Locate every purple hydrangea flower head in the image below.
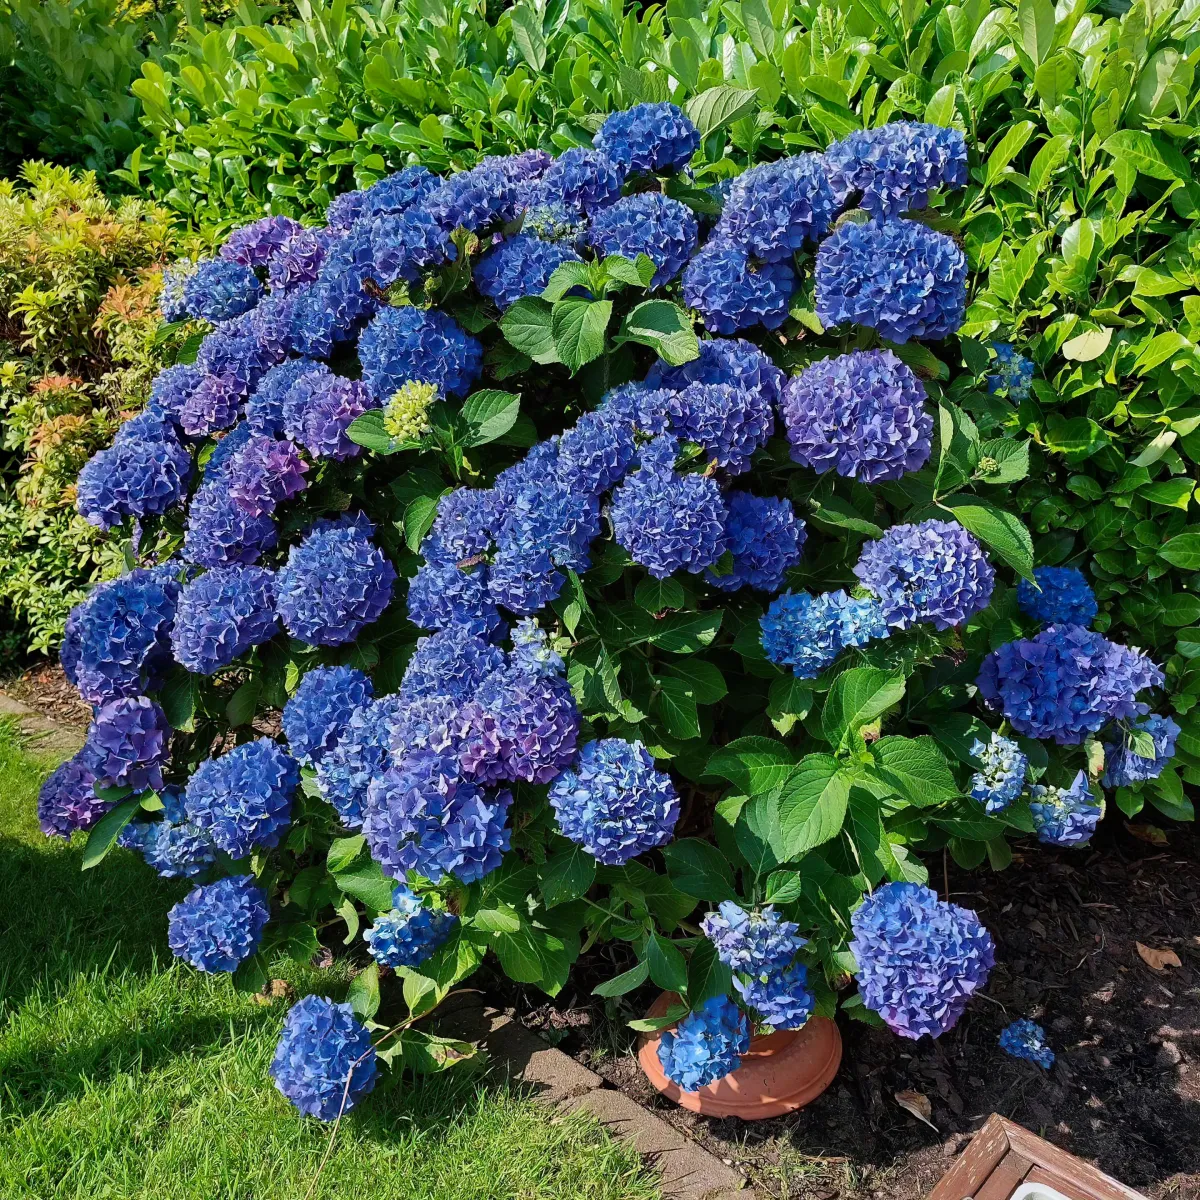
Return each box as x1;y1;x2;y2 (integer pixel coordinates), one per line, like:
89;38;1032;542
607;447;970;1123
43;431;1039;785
149;363;203;422
407;559;501;639
167;874;270;973
427;487;504;561
968;734;1028;813
158;258;195;322
80;696;169;793
269;227;337;293
316;694;405;829
609;436;728;578
275;515;397;646
1017;566;1097;628
185;739;298;857
781;349;933;483
362;165;440;217
247;358;323;434
1102;713;1180;788
368;208;456;286
37;755;105;838
715;154;837;260
400;625;506;703
283;665;374;766
363;749;511;884
683;240;795;334
701;901;805;973
138;786;217;879
735;962;815;1030
475;234;582;310
854;519;994;631
183;480;278;568
999;1019;1055;1069
556;409;638;496
657;996;749;1091
824;123;968;219
60;567;180;704
358;305;483;401
270;994;378;1121
977;625;1163;745
326;189;367;231
182;258;263;323
76;420;192;529
363;883;458;968
645;336;785;409
594;102;699;175
281;366;372;460
171;566;278;675
815;218;967;343
178;372;243;438
220;215;304;267
850;882;995;1039
706;492;805;593
665;380;775;474
587;193;699;287
422;161;520;233
1029;770;1101;846
760;589;888;678
389;694;462;759
488;149;553;183
988;342;1035;400
225;435;309;515
548;738;679;865
196;326;282;394
530;147;625;215
245;290;302;360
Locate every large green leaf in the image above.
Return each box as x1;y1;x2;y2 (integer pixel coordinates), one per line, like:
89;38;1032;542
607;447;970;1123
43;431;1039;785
775;754;851;861
551;298;611;372
821;668;906;749
706;736;794;796
461;389;520;446
870;735;959;806
685;85;759;137
940;496;1035;581
616;300;699;366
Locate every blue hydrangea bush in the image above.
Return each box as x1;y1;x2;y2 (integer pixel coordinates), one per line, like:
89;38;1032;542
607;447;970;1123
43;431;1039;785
44;108;1185;1115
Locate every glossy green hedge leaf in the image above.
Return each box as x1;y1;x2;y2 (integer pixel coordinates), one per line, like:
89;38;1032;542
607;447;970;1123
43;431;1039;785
462;389;521;446
1102;129;1191;182
686;85;759;138
1140;477;1195;511
647;932;688;993
1018;0;1055;66
509;2;546;71
686;938;733;1007
539;844;596;908
1160;532;1200;570
706;735;794;796
616;300;699;366
593;958;649;997
984;120;1035;186
1034;53;1075;105
870;735;959;806
662;838;736;902
500;296;560;363
81;797;141;870
940;495;1035;581
822;668;906;749
552;297;611;372
776;754;851;861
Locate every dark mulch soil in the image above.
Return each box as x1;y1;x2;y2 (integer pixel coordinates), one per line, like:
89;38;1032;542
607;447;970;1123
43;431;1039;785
496;819;1200;1200
1;658;91;727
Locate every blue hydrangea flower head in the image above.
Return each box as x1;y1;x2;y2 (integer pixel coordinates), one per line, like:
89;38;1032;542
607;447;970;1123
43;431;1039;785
281;367;372;460
665;381;775;475
999;1019;1055;1069
362;165;440;217
196;325;282;395
645;336;785;410
594;103;700;175
556;409;638;496
158;258;195;322
426;487;504;561
178;372;243;439
407;558;501;639
422;161;521;233
609;436;728;578
1017;566;1097;628
283;666;374;766
167;874;270;973
185;739;298;857
246;359;322;434
226;435;309;516
824;122;968;219
548;738;680;865
760;589;888;678
850;882;995;1039
816;218;967;343
1029;770;1101;846
149;362;203;422
80;696;170;793
316;695;405;830
359;305;483;401
706;492;806;593
530;148;625;215
978;625;1163;745
184;480;278;568
363;883;458;968
587;193;699;287
363;749;511;884
60;567;180;705
475;234;582;310
76;419;192;529
657;996;750;1091
968;734;1028;813
37;755;105;838
683;240;795;334
522;200;586;243
269;227;337;293
510;618;564;678
275;514;397;646
400;626;506;704
735;962;815;1030
171;566;277;676
221;215;303;267
1102;713;1180;788
326;189;367;230
988;342;1034;400
270;994;378;1120
182;258;264;323
137;786;217;879
715;154;837;260
781;349;933;483
855;519;994;631
369;208;457;286
701;901;805;974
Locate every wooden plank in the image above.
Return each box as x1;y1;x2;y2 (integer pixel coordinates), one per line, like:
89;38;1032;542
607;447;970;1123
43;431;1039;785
926;1113;1012;1200
974;1150;1034;1200
1006;1123;1147;1200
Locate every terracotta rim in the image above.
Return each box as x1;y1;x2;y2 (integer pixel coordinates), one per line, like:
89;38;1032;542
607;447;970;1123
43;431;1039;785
637;991;843;1119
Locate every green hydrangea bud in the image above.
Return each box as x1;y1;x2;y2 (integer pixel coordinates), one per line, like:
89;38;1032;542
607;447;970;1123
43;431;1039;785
383;380;437;444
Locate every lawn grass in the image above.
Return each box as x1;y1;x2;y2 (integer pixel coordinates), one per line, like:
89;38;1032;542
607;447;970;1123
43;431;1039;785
0;720;660;1200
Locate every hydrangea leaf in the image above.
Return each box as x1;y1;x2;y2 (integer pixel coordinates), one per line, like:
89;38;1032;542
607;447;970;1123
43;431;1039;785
647;932;688;993
734;792;783;876
706;735;794;797
461;388;520;446
940;495;1035;581
821;668;907;750
615;300;700;367
551;297;611;372
685;938;733;1008
634;576;686;612
499;296;560;364
661;837;737;902
592;958;650;997
648;610;723;653
870;735;959;806
538;844;596;909
81;796;141;870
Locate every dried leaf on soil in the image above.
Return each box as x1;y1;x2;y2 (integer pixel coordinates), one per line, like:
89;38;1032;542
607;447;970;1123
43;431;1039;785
1136;942;1182;971
1126;824;1168;846
893;1089;936;1130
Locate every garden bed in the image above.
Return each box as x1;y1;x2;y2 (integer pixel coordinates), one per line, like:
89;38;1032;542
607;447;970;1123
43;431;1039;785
507;821;1200;1200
